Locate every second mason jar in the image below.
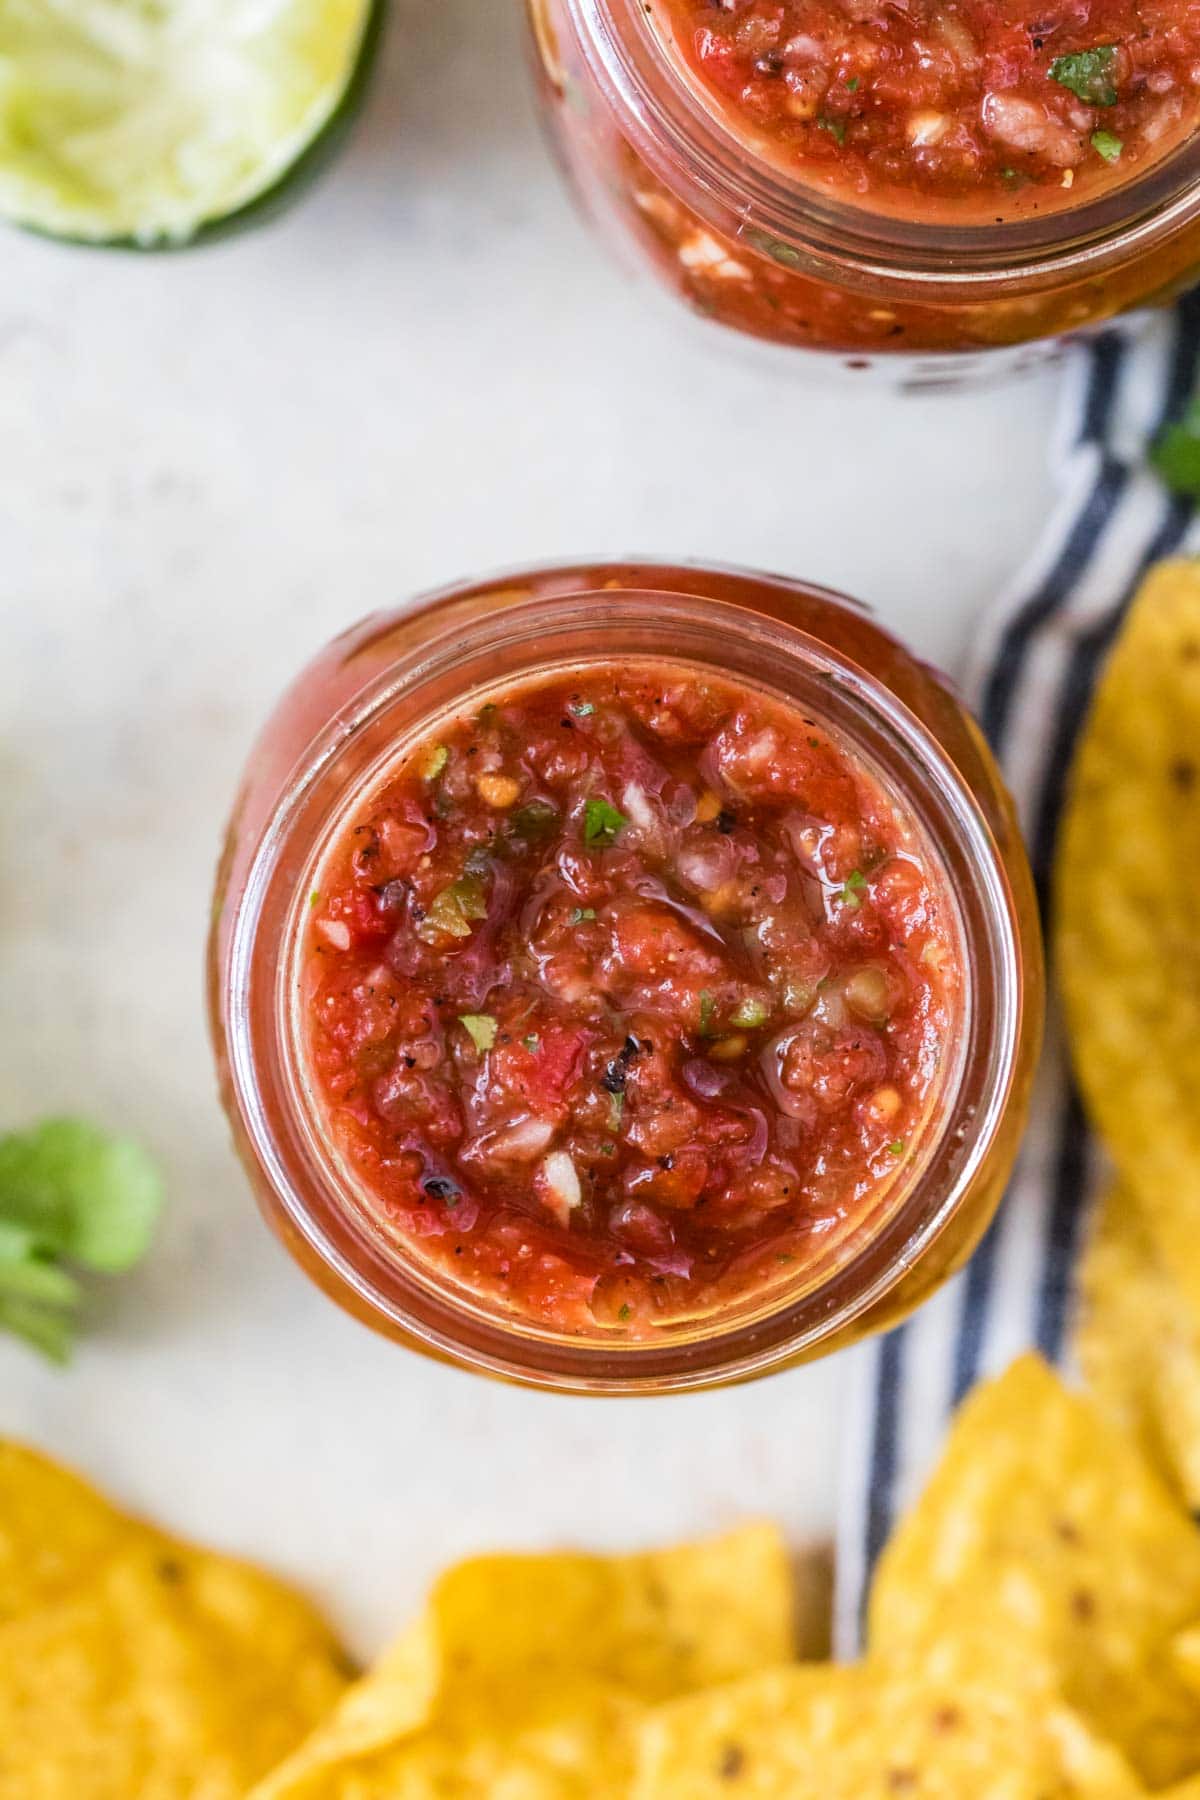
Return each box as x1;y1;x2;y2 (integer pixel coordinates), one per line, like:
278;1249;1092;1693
528;0;1200;363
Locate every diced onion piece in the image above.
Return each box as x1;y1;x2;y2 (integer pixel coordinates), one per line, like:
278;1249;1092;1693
908;109;948;146
541;1150;582;1226
677;230;752;281
316;918;351;951
681;1058;729;1100
468;1115;557;1166
981;92;1081;166
621;782;658;836
931;9;979;64
677;837;735;893
741;728;778;770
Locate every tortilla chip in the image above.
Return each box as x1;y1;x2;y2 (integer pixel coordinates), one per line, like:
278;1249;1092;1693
0;1440;132;1624
252;1523;795;1799
0;1535;350;1799
265;1674;642;1800
1055;558;1200;1306
1075;1181;1200;1509
629;1663;1142;1798
869;1354;1200;1787
0;1442;351;1798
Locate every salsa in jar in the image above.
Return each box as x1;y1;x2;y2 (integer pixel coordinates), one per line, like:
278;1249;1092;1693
661;0;1200;211
303;665;958;1336
211;563;1041;1391
527;0;1200;358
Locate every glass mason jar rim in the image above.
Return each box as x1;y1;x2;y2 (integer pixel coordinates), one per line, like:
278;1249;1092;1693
226;562;1028;1393
569;0;1200;295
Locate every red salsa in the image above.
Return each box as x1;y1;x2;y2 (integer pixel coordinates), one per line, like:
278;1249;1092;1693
658;0;1200;207
302;665;960;1335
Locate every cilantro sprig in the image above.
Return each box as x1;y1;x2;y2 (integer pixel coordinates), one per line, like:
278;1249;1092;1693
0;1120;163;1363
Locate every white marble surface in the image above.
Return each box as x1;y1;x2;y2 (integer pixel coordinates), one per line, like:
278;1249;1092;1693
0;0;1065;1657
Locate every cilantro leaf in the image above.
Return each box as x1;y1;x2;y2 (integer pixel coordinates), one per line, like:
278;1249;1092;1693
0;1257;81;1306
0;1119;163;1364
0;1299;75;1365
1151;398;1200;498
458;1014;498;1053
1091;129;1123;162
839;870;869;910
0;1120;163;1272
1049;46;1118;106
583;798;627;847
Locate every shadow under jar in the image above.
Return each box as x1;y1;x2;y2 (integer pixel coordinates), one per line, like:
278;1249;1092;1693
527;0;1200;366
209;563;1043;1393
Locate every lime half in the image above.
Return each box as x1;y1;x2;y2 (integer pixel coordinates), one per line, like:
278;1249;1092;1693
0;0;382;247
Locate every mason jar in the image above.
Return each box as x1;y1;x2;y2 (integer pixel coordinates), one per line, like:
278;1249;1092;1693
528;0;1200;367
209;561;1042;1392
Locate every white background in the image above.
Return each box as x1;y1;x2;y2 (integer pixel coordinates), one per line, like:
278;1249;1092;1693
0;0;1064;1656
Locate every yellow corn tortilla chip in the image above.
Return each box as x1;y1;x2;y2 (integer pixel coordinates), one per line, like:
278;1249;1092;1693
423;1521;798;1702
629;1663;1142;1798
0;1535;351;1800
1055;558;1200;1306
0;1440;132;1624
1076;1181;1200;1509
267;1674;642;1800
868;1354;1200;1787
252;1523;796;1800
0;1442;351;1798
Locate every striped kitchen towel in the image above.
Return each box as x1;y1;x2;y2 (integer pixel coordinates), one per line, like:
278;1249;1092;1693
834;294;1200;1659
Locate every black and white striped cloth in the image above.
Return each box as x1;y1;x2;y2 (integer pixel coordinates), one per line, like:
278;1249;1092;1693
834;297;1200;1658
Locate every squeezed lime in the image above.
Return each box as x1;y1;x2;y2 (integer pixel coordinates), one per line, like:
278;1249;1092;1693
0;0;381;247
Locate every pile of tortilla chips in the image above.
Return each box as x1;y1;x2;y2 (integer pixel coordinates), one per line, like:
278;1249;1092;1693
1055;559;1200;1517
11;561;1200;1794
0;1440;808;1798
18;1345;1200;1797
